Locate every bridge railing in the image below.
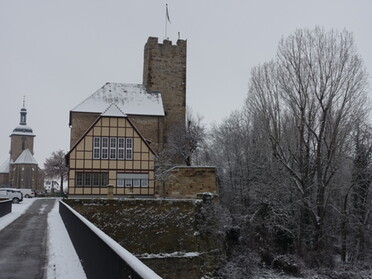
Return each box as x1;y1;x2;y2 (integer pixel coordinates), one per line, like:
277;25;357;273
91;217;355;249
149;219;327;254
59;200;162;279
0;199;12;218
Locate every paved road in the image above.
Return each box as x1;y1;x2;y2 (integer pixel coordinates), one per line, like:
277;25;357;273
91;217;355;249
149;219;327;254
0;199;55;279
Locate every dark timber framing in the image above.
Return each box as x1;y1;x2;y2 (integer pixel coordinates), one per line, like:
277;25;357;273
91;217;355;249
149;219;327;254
66;115;156;196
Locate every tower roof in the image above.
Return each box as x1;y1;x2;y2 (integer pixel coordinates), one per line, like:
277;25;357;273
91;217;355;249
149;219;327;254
71;83;164;116
0;158;10;173
14;149;38;165
11;103;35;136
11;125;35;136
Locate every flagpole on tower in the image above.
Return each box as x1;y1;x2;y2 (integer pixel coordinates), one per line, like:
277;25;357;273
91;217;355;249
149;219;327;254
165;3;171;40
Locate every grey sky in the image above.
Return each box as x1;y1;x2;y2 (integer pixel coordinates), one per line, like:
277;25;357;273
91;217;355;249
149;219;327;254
0;0;371;166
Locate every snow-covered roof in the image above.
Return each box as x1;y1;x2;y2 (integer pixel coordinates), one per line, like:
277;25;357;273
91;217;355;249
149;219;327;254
101;103;127;117
11;124;35;136
0;158;10;173
71;83;164;116
14;149;38;165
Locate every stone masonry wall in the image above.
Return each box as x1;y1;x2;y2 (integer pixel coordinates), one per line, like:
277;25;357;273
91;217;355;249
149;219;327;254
10;135;34;161
0;173;9;186
143;37;187;143
9;164;39;189
65;198;225;279
128;115;164;152
70;112;100;148
158;167;218;199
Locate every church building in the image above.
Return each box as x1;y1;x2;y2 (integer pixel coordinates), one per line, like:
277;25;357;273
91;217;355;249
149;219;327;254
0;103;44;190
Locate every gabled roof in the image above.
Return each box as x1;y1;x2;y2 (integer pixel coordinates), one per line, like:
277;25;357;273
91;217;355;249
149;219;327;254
101;103;127;117
14;149;38;165
0;158;10;173
66;114;156;159
71;83;164;116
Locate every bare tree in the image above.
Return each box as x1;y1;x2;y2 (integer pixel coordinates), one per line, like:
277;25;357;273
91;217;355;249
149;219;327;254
44;150;68;194
167;108;206;166
247;27;369;254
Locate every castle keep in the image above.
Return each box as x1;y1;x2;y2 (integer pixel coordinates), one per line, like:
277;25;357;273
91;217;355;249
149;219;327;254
66;37;217;198
143;37;187;140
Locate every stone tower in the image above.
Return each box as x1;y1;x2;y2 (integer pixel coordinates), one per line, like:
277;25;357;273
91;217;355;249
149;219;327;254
143;37;187;142
10;105;35;161
5;103;43;190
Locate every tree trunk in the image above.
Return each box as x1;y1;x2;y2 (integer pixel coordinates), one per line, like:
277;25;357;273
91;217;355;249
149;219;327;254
60;176;64;195
341;193;349;262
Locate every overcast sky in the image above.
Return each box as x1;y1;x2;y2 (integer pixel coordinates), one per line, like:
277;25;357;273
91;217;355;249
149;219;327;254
0;0;371;166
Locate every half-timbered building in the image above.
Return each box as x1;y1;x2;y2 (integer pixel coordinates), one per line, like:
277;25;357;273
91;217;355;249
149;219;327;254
66;103;156;195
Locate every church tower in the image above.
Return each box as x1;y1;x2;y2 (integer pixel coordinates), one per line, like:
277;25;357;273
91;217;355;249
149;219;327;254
143;37;187;142
7;101;43;189
9;102;35;161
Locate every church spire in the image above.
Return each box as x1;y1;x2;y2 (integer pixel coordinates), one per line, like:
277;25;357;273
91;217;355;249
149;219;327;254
20;96;27;125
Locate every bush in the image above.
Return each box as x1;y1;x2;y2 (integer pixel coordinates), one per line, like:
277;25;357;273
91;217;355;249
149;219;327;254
272;254;304;277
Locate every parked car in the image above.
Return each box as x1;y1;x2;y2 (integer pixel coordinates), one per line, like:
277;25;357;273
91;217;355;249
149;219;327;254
0;188;23;203
34;190;46;197
18;188;35;198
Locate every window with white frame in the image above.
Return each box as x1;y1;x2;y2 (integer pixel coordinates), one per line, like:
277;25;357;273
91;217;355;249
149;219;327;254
110;137;117;159
117;173;149;188
101;137;108;159
93;137;133;160
93;137;100;159
126;138;133;160
118;138;125;159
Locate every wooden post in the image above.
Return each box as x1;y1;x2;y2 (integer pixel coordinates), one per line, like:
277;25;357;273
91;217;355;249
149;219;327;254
107;184;113;199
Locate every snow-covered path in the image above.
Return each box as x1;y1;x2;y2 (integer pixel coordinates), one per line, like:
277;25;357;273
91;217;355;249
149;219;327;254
0;198;86;279
46;199;87;279
0;198;36;231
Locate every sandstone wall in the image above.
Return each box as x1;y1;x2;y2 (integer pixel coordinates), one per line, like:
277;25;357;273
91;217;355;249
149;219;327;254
143;37;186;143
128;115;164;152
0;173;9;186
157;167;218;198
10;135;34;161
65;198;225;279
69;112;100;148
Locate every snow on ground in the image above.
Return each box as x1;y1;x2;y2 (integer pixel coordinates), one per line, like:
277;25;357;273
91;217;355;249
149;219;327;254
137;251;200;259
0;198;36;231
46;199;87;279
60;200;162;279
